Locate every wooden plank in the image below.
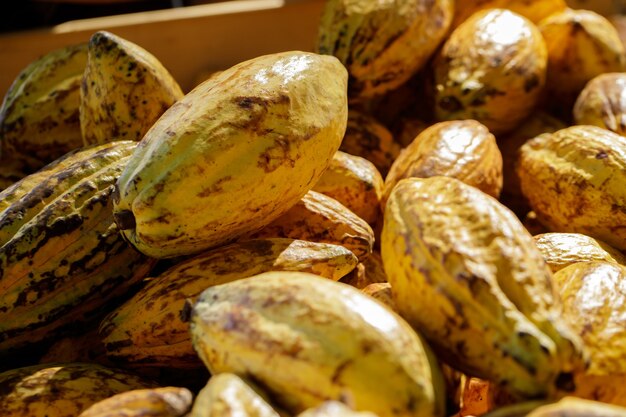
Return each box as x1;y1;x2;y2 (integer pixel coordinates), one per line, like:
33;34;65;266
0;0;324;95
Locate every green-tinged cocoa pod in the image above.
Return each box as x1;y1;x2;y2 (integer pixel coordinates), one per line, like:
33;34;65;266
114;51;348;259
539;9;626;112
247;191;374;261
534;233;626;273
340;251;387;289
0;362;156;417
384;120;503;205
382;176;585;398
191;271;445;417
313;151;383;227
555;262;626;405
297;402;379;417
497;112;566;217
452;0;566;29
189;373;280;417
340;110;401;177
527;397;626;416
316;0;453;101
100;238;358;368
574;73;626;136
0;43;86;162
0;140;154;356
78;387;193;417
518;125;626;251
433;9;547;135
80;31;183;145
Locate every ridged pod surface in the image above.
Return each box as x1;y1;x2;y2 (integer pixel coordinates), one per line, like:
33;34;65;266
114;51;348;258
189;373;280;417
539;9;626;106
247;191;374;261
80;31;183;145
555;262;626;405
0;141;153;355
100;238;358;368
533;233;626;272
339;110;401;177
316;0;453;100
313;151;383;226
297;402;379;417
191;272;444;417
78;387;193;417
433;9;547;135
0;363;156;417
518;125;626;251
452;0;566;28
0;43;86;162
384;120;503;204
574;73;626;136
382;176;585;398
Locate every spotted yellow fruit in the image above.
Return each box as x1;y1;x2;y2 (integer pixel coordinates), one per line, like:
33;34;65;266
247;191;374;261
191;271;445;417
80;31;183;145
189;373;280;417
574;73;626;136
433;9;547;135
533;233;626;272
555;262;626;406
384;120;503;205
382;176;585;398
0;43;86;163
113;51;348;259
78;387;193;417
539;9;626;107
297;402;379;417
100;238;357;369
452;0;566;29
518;125;626;251
313;151;383;226
316;0;453;101
0;363;156;417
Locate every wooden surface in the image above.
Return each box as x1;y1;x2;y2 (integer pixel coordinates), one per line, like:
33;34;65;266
0;0;325;95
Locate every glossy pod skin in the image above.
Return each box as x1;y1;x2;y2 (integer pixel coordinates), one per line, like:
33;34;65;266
191;271;444;417
80;31;183;145
0;43;86;163
433;9;547;135
518;125;626;251
533;233;626;272
189;373;280;417
316;0;453;101
78;387;193;417
555;262;626;405
574;73;626;136
297;402;379;417
114;51;348;259
382;177;585;398
100;238;358;368
452;0;566;29
384;120;503;204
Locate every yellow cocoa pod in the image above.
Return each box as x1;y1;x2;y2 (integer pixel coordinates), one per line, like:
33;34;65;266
80;31;183;145
340;251;387;289
452;0;566;28
574;73;626;136
384;120;503;205
297;402;378;417
534;233;626;272
191;271;445;417
79;387;192;417
189;373;280;417
526;397;626;417
340;110;401;177
539;9;626;107
433;9;547;135
0;363;156;417
497;112;566;217
313;151;384;227
248;191;373;261
610;14;626;49
360;283;395;311
316;0;453;101
518;125;626;251
100;238;356;368
382;176;585;398
555;262;626;405
114;51;348;259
